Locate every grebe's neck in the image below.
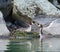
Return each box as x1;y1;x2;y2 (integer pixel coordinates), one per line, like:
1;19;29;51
38;24;43;34
39;28;43;39
39;28;42;34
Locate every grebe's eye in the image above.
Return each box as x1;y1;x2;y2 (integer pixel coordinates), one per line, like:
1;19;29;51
33;21;35;23
31;22;34;25
38;23;39;25
38;23;40;27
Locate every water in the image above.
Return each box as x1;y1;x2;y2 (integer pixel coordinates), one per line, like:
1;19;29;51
43;38;60;52
0;39;41;52
0;38;60;52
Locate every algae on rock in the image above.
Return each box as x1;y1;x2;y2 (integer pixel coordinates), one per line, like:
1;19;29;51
11;30;39;38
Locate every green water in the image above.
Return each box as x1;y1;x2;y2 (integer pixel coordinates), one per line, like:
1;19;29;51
0;38;60;52
0;39;41;52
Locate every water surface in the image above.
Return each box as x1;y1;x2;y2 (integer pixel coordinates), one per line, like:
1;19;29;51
0;38;60;52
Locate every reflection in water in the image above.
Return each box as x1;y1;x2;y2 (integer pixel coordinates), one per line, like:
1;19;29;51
5;40;32;52
0;39;10;52
0;39;41;52
31;39;42;52
0;38;60;52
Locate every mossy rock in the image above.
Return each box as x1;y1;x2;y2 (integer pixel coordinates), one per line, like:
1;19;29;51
10;30;39;39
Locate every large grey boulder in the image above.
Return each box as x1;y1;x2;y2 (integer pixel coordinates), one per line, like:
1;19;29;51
14;0;60;18
0;0;13;17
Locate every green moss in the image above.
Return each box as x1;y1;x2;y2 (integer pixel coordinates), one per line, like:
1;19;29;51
11;30;38;37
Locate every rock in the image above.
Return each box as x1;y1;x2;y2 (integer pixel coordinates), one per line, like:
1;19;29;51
12;5;33;24
14;0;60;18
11;30;39;39
0;11;10;36
0;0;33;24
0;0;13;17
43;19;60;35
14;20;29;28
14;0;43;18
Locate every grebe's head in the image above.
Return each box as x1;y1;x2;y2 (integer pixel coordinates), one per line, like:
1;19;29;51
29;21;35;25
38;23;43;28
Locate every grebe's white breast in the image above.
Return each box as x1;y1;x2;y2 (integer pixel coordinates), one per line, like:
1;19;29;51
24;25;32;32
17;21;34;32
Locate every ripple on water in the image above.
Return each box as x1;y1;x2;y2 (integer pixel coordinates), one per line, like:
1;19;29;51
0;38;60;52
